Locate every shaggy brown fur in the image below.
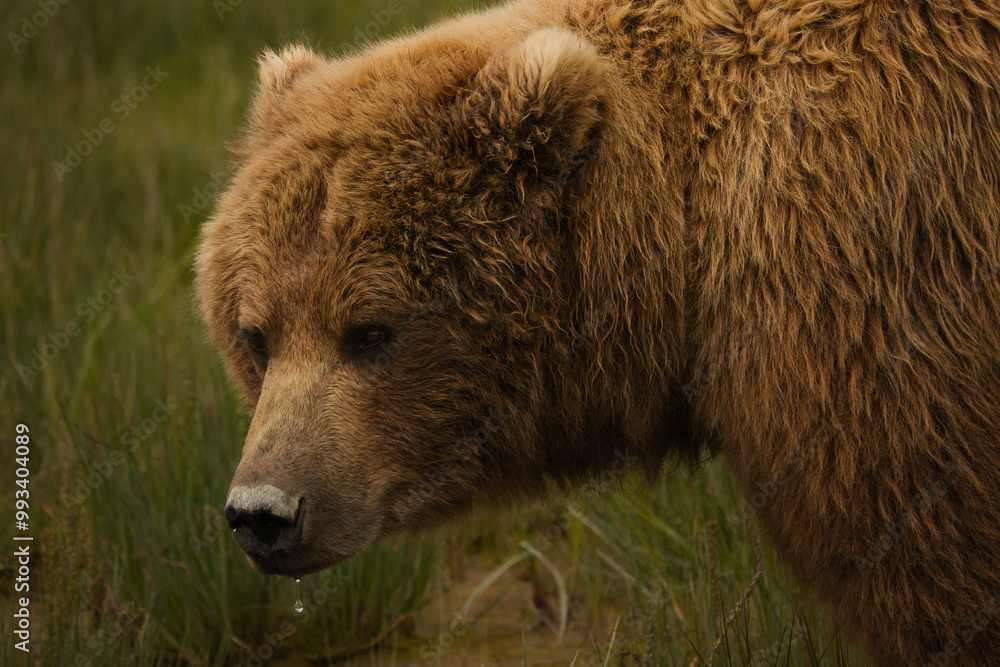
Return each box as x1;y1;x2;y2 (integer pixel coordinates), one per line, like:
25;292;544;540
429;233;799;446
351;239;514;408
195;0;1000;663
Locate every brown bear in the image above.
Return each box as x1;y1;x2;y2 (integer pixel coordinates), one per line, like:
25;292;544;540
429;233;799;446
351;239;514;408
194;0;1000;664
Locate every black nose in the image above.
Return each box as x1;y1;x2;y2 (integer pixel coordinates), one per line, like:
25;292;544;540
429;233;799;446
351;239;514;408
225;485;303;562
225;505;296;545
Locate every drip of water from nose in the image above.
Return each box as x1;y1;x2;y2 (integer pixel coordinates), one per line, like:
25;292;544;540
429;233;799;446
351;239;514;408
294;578;304;613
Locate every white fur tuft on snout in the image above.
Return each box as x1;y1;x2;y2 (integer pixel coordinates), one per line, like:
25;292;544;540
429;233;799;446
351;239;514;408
227;484;301;522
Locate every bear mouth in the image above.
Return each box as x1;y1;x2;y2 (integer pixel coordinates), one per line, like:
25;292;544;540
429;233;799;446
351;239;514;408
247;548;353;578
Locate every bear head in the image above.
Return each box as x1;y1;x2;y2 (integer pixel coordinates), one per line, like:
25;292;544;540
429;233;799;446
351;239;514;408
195;29;611;575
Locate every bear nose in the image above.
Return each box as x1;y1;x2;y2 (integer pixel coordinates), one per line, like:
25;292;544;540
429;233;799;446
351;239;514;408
225;505;293;544
225;484;302;553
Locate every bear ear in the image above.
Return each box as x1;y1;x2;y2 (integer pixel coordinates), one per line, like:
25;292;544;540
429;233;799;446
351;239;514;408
461;28;607;195
252;45;320;119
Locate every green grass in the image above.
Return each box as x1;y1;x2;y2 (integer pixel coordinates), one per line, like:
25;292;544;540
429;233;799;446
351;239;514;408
1;1;865;664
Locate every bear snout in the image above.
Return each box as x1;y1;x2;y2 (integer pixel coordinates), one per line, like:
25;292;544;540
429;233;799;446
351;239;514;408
225;484;304;573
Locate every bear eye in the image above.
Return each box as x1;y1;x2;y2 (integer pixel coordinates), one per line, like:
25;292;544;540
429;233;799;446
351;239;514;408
345;324;391;354
361;328;384;348
240;328;268;361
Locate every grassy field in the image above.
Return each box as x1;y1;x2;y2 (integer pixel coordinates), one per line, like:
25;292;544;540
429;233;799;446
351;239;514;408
0;1;865;664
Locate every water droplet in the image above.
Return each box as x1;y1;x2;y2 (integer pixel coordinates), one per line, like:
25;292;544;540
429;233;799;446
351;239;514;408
293;578;303;613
